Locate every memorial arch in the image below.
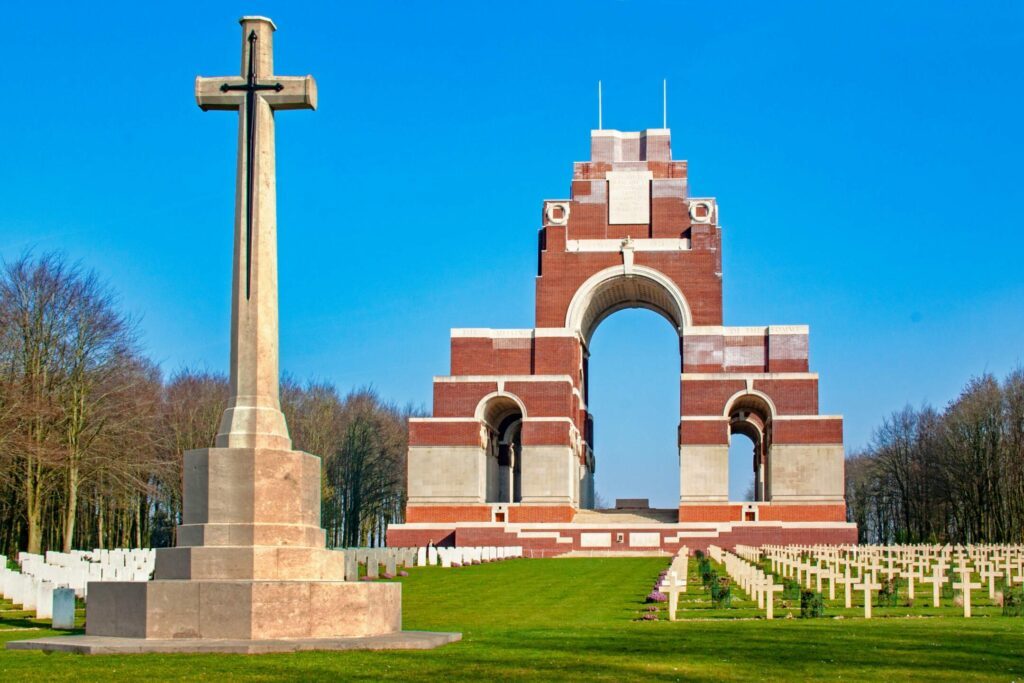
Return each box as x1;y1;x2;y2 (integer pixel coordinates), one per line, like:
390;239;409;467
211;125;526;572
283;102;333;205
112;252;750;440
392;126;857;553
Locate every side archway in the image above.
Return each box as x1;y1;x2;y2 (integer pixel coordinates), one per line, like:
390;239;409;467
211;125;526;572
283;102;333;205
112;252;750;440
723;392;775;502
475;393;526;503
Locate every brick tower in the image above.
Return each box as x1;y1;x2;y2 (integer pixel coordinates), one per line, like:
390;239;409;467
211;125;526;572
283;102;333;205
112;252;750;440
387;127;857;554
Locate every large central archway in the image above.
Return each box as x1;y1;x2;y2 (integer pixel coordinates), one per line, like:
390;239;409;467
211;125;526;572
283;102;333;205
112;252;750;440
564;265;693;344
587;307;681;511
566;266;694;513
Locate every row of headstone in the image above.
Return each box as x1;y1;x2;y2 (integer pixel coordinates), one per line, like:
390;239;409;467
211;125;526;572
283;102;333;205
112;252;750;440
0;557;75;628
712;545;784;619
16;548;154;599
0;547;154;627
755;543;1024;619
338;545;524;580
413;545;523;569
348;547;418;580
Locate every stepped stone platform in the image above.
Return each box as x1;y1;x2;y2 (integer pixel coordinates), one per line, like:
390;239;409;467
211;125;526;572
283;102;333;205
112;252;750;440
388;517;858;557
572;509;680;524
8;631;462;655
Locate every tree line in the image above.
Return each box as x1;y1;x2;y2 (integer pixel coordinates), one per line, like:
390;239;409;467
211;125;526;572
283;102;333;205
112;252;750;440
0;253;412;557
846;369;1024;544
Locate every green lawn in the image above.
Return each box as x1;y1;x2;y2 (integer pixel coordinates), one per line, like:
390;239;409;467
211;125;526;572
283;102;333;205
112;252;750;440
1;557;1022;681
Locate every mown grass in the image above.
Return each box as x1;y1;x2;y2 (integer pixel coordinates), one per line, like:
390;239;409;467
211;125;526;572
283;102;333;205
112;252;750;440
1;557;1022;681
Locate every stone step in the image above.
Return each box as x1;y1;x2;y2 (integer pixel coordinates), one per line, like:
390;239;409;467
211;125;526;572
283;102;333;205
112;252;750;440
571;509;680;525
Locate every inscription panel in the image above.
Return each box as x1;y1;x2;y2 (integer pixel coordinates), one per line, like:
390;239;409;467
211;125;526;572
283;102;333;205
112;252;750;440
607;171;653;224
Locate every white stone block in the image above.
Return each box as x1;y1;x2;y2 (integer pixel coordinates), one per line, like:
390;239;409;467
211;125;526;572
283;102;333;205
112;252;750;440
629;533;661;548
581;533;612;548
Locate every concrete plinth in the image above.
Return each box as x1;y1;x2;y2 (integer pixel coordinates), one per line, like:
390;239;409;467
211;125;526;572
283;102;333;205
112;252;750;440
7;631;462;655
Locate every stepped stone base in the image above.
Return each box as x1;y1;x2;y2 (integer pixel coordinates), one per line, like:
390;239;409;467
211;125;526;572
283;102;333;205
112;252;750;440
7;631;462;655
85;580;401;640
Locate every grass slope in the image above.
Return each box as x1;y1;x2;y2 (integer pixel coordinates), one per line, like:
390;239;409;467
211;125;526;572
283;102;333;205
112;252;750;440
1;557;1022;681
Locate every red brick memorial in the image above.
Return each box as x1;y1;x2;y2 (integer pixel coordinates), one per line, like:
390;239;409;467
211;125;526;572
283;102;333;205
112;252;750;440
388;127;858;555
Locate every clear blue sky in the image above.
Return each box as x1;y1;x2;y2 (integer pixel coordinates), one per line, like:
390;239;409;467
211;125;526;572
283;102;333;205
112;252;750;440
3;2;1022;507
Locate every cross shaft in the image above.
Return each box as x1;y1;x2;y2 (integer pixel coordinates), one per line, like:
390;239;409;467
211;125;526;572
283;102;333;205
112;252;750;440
194;16;316;451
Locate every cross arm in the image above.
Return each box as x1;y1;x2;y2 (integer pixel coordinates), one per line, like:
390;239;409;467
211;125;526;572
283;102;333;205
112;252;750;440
194;75;317;111
263;76;317;110
195;76;245;111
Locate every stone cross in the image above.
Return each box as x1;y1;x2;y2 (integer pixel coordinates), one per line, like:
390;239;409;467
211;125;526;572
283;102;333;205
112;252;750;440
854;572;882;619
195;16;317;451
822;564;837;601
953;563;982;618
978;561;1003;600
921;561;947;608
765;578;784;620
836;562;856;609
903;563;921;601
662;571;685;621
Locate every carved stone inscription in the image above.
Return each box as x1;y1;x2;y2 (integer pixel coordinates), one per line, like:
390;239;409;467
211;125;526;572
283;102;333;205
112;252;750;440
606;170;653;224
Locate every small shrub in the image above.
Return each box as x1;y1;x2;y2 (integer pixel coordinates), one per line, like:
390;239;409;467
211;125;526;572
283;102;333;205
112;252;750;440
702;568;718;590
1003;588;1024;617
381;572;395;580
645;605;659;612
398;570;409;578
800;590;824;618
694;550;705;561
646;590;668;603
641;612;658;621
711;579;732;608
877;579;900;608
782;579;801;600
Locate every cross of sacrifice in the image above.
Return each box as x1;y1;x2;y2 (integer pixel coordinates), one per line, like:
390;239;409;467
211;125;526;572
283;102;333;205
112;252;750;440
194;17;317;453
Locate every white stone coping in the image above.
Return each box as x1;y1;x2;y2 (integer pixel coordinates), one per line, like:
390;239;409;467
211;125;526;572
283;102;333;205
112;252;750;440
679;370;823;382
773;414;844;421
565;238;691;253
682;325;809;337
239;15;277;29
450;328;579;339
408;416;578;424
678;414;843;421
433;374;575;384
389;521;859;531
590;128;670;138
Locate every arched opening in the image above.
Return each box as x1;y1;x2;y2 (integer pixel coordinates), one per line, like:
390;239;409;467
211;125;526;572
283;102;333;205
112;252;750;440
478;394;524;504
728;432;756;502
565;265;692;344
585;308;681;512
725;393;774;502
